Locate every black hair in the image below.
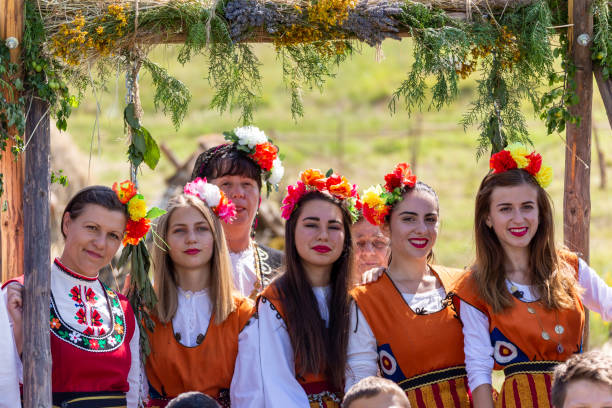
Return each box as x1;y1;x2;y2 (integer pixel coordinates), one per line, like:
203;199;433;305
61;186;127;238
191;144;262;190
166;392;221;408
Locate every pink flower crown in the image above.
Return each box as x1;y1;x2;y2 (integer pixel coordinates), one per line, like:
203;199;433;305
280;168;361;222
184;177;237;223
361;163;417;226
489;143;553;188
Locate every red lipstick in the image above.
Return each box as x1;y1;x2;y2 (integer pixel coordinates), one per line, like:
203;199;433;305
313;245;331;253
509;227;528;237
409;238;428;249
184;249;201;255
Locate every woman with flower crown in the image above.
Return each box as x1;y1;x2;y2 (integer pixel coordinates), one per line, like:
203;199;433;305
2;184;155;407
144;179;257;407
191;126;284;300
245;169;359;407
345;163;472;407
452;144;612;408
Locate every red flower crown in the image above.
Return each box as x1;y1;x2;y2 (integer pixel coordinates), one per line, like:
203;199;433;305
489;143;552;188
362;163;417;226
280;169;361;222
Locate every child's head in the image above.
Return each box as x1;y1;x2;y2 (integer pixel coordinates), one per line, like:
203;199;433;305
551;351;612;408
152;194;235;324
166;392;221;408
343;377;411;408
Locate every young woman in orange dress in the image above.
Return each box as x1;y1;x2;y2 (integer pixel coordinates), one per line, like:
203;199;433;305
144;179;256;407
345;163;472;408
452;144;612;408
249;169;360;407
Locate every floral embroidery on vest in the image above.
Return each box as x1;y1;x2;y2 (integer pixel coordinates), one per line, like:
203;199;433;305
50;283;126;352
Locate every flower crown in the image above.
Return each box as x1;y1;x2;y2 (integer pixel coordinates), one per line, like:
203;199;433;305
281;168;361;222
184;177;237;223
489;143;553;188
112;180;166;246
362;163;417;226
223;126;284;195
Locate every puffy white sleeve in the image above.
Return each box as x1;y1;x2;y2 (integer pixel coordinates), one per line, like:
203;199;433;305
578;258;612;321
126;315;144;408
257;298;310;408
230;315;264;408
460;300;494;391
0;289;21;408
345;302;378;393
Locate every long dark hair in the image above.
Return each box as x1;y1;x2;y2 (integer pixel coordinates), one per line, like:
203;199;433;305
473;168;579;312
276;191;352;390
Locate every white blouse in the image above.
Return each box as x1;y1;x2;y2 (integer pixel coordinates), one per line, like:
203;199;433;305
461;258;612;391
172;288;212;347
248;285;332;408
50;261;143;407
0;289;21;408
230;245;259;298
345;287;447;392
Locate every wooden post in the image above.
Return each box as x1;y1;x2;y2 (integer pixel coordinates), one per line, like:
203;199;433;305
0;0;25;283
564;0;593;348
594;66;612;130
22;98;52;407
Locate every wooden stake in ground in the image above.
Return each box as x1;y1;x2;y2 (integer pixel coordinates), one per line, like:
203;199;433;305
0;0;25;283
564;0;593;347
22;98;52;407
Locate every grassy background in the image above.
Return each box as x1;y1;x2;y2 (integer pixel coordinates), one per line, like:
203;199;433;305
61;39;612;347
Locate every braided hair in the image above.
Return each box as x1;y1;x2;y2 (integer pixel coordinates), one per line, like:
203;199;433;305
191;144;263;190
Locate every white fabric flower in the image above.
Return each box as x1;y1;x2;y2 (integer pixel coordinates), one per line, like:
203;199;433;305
108;336;117;346
198;183;222;207
234;126;268;149
69;332;82;343
268;159;284;185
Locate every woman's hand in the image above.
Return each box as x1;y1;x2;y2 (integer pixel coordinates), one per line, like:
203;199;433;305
5;283;24;355
360;267;385;285
472;384;495;408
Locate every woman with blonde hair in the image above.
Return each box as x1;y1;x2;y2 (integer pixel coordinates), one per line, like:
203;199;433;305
145;178;255;407
453;144;612;408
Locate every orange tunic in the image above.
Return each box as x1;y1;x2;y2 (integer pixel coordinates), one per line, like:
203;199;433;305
453;252;584;408
145;296;254;407
259;283;341;408
351;266;472;408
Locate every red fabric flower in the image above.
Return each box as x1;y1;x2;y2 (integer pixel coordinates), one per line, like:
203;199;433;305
384;163;416;192
76;308;87;325
524;152;542;175
84;327;95;336
89;339;100;350
300;169;325;186
123;218;151;246
281;181;306;220
327;175;353;199
489;150;517;173
85;287;97;305
363;202;389;226
50;318;61;329
112;180;137;204
249;142;278;172
70;286;83;304
91;309;103;327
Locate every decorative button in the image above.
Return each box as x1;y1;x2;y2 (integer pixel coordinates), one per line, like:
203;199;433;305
527;307;536;314
542;331;550;340
557;344;564;353
196;334;205;345
554;325;565;334
174;332;181;342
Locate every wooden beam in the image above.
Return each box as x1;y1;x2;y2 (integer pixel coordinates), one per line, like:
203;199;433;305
22;97;52;408
594;65;612;130
564;0;592;348
0;0;25;283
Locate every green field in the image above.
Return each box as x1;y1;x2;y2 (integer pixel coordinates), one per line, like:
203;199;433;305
63;39;612;346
